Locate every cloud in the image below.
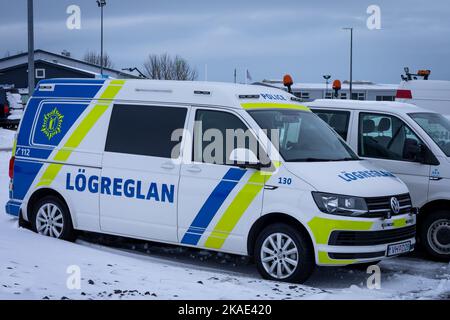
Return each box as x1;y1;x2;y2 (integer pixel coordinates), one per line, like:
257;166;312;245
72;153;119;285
1;0;449;82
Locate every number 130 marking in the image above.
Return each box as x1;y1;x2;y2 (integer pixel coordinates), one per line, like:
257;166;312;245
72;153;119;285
278;177;292;185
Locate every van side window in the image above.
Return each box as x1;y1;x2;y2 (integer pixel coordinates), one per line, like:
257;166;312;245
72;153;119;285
312;110;350;140
106;104;187;158
358;112;424;162
193;110;256;165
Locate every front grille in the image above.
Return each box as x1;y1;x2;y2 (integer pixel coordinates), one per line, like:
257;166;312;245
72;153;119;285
329;225;416;246
363;193;412;218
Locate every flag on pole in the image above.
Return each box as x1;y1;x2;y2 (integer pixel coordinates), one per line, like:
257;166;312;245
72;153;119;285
246;69;253;82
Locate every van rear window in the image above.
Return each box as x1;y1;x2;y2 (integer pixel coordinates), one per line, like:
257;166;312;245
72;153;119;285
105;104;187;158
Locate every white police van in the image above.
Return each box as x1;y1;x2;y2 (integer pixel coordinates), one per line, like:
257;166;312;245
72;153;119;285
6;79;416;283
396;79;450;118
307;99;450;261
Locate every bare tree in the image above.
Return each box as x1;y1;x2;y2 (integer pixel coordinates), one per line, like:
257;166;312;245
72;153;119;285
143;53;197;81
83;51;114;69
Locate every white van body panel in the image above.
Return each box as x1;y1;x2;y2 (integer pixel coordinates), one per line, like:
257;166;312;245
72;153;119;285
284;160;408;197
397;80;450;116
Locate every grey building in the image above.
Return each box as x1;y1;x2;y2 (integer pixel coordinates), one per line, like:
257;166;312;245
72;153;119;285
0;49;139;93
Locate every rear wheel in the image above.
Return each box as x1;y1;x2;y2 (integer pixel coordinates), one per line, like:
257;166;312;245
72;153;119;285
255;223;314;283
420;210;450;261
31;195;76;241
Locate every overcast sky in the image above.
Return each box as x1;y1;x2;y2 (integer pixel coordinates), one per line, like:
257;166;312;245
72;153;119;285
1;0;449;83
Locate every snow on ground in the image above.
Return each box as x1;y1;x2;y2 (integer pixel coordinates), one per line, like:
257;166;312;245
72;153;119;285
0;135;448;299
7;109;23;121
0;129;14;150
6;92;24;121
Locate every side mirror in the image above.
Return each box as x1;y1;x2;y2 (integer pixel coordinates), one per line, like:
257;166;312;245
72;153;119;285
404;140;440;165
228;148;271;170
404;139;422;161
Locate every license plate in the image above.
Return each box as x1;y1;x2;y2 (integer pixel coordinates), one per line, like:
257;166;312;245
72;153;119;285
387;241;411;257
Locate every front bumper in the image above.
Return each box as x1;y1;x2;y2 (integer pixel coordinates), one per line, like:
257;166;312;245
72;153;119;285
308;213;416;266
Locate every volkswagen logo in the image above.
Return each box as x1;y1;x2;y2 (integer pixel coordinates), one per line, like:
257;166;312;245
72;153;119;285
390;197;400;215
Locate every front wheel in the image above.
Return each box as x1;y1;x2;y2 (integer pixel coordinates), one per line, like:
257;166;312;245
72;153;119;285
255;223;315;283
420;210;450;261
31;195;76;241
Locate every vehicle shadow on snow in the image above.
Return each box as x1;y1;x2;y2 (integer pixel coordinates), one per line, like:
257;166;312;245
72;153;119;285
78;232;439;290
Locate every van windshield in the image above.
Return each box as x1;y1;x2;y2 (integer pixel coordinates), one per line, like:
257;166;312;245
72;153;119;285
248;109;359;162
409;112;450;157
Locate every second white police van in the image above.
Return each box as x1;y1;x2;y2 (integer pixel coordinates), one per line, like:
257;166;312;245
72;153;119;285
307;99;450;261
6;79;416;283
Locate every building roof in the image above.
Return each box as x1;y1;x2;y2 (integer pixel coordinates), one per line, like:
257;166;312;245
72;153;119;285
256;80;398;91
0;49;140;79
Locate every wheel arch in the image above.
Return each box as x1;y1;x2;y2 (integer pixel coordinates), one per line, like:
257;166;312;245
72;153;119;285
419;199;450;221
27;188;72;224
247;212;314;257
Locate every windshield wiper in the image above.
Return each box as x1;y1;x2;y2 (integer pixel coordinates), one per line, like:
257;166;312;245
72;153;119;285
335;157;359;161
287;157;357;162
288;158;335;162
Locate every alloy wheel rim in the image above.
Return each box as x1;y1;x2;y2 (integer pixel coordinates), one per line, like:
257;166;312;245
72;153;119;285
427;219;450;255
260;232;299;279
36;203;64;238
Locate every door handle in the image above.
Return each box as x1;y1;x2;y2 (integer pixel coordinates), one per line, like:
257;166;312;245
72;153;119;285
161;162;176;170
186;166;202;173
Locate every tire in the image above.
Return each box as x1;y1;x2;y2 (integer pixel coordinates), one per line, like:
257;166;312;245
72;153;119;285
419;210;450;261
31;195;76;241
254;223;315;284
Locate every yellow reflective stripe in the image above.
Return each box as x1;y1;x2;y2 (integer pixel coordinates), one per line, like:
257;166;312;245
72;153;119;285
12;137;17;155
36;81;125;187
98;83;123;100
241;102;310;111
36;163;63;187
205;179;264;249
54;104;109;162
204;162;281;249
247;171;267;184
109;79;126;85
393;218;407;228
308;217;373;245
318;251;356;265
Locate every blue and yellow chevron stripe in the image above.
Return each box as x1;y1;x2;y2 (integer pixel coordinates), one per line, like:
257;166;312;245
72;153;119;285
181;168;246;245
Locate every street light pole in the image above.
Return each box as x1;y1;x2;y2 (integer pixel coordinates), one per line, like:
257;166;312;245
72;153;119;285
323;75;331;98
343;27;353;99
27;0;35;95
96;0;106;76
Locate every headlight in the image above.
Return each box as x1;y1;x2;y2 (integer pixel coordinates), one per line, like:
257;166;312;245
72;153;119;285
312;192;368;217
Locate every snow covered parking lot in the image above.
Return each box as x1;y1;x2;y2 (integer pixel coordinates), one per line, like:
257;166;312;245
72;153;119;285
0;148;449;300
